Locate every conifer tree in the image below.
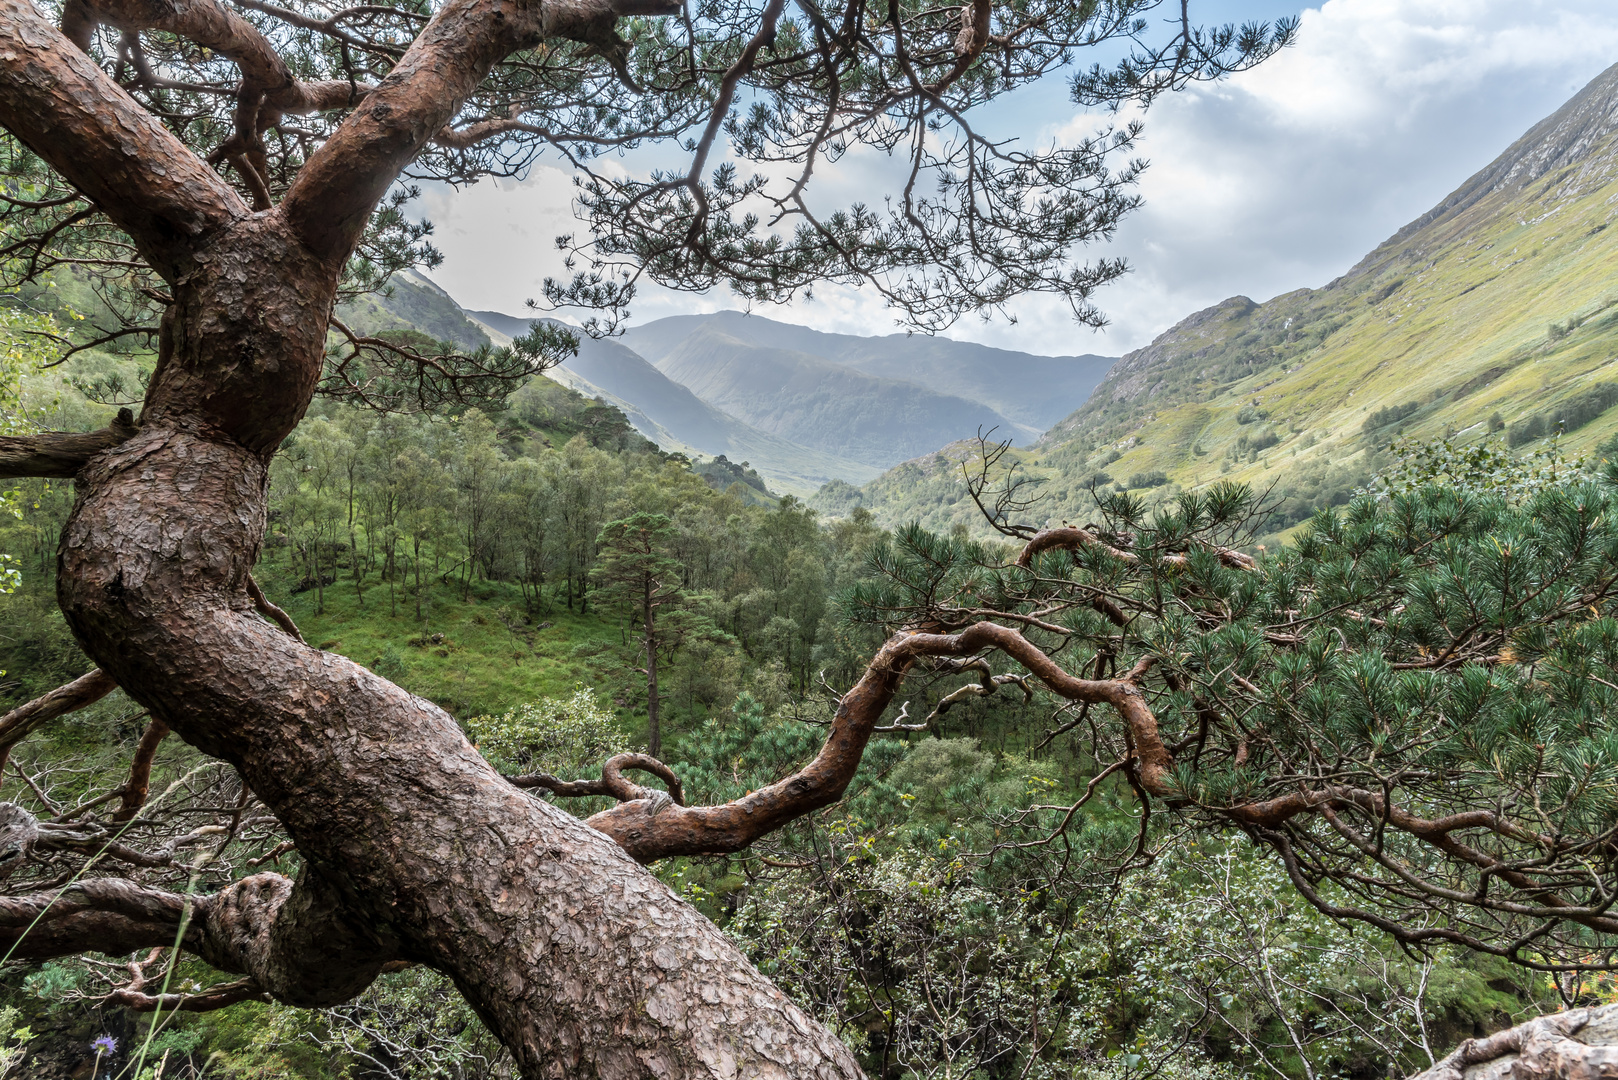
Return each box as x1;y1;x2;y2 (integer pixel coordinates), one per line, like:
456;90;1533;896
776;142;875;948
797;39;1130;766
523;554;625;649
592;512;684;757
0;0;1298;1070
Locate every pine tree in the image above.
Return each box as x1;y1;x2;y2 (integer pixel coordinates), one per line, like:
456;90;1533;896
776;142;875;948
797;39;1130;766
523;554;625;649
592;513;684;758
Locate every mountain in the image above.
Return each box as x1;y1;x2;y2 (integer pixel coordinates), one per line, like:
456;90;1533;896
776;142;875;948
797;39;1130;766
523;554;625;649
464;312;879;495
467;306;1108;485
831;60;1618;538
648;322;1032;469
622;309;1115;435
339;269;492;352
364;282;1113;496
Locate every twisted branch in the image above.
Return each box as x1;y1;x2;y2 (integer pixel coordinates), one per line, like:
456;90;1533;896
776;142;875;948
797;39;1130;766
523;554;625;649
507;752;686;807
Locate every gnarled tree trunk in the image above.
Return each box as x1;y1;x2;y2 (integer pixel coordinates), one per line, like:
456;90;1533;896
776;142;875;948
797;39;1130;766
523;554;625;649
0;0;864;1071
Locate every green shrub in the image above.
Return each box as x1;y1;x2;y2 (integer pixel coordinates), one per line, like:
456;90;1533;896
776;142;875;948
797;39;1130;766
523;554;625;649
1241;429;1280;452
1361;400;1421;436
466;687;628;775
1550;381;1618;433
1507;414;1546;447
889;737;994;817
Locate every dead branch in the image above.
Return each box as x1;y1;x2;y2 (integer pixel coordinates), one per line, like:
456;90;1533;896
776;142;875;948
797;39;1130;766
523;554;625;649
1410;1004;1618;1080
106;975;270;1012
874;701;930;733
246;573;304;643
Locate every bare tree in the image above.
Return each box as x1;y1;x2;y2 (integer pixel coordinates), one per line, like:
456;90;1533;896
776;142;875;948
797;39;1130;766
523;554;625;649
0;0;1295;1074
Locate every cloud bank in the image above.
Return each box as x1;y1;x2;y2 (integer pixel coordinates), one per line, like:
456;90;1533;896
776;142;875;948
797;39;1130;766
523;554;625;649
419;0;1618;356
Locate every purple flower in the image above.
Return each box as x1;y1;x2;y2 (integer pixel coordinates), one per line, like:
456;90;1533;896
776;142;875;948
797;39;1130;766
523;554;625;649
91;1034;117;1056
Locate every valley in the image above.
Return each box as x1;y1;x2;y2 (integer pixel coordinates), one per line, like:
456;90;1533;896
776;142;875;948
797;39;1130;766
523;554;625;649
824;60;1618;539
343;274;1114;496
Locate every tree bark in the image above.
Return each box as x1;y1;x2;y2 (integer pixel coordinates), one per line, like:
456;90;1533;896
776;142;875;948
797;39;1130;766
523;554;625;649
0;409;138;479
1411;1005;1618;1080
0;0;864;1070
56;270;863;1076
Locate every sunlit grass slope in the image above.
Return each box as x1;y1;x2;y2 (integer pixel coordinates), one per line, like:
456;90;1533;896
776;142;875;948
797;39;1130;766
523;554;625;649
1039;61;1618;504
828;61;1618;537
254;568;713;750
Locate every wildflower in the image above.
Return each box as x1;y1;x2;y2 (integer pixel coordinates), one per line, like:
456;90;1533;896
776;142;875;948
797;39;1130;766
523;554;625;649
91;1034;117;1056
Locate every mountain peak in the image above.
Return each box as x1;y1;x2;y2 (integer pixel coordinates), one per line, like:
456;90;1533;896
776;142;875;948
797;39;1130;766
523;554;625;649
1359;60;1618;270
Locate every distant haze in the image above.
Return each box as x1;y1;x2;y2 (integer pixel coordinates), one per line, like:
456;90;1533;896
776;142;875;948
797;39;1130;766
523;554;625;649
463;306;1114;493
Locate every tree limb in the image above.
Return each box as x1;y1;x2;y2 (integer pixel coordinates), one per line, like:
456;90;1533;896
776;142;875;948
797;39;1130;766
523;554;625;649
282;0;676;266
1015;525;1257;571
0;668;119;783
508;752;685;806
111;716;170;823
1411;1004;1618;1080
0;408;138;479
0;0;245;280
586;622;1159;862
71;0;370;115
106;974;270;1012
246;573;304;643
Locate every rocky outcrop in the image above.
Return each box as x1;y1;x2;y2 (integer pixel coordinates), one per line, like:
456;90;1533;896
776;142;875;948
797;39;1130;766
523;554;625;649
1413;1006;1618;1080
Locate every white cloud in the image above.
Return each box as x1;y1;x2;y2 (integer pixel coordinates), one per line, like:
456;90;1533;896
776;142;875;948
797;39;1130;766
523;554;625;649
990;0;1618;353
419;0;1618;356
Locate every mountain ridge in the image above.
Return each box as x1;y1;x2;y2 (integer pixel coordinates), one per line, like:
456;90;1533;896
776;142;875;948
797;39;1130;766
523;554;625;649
830;60;1618;538
624;309;1114;433
463;310;881;494
654;323;1035;467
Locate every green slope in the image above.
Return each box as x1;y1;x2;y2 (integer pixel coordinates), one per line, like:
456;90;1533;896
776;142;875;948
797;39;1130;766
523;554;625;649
337;268;492;351
831;60;1618;536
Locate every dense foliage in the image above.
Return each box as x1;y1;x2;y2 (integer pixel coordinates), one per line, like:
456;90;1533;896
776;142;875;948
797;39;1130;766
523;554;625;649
2;352;1611;1075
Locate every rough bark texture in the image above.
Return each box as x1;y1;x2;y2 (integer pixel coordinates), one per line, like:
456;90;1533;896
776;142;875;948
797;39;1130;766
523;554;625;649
0;0;866;1072
48;224;861;1079
0;408;137;479
1411;1005;1618;1080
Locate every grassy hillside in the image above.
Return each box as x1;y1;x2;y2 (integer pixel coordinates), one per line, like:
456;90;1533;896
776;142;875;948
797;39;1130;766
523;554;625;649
830;60;1618;538
338;268;492;351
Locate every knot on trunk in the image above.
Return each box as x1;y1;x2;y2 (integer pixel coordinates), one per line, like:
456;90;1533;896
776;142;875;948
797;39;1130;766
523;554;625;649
198;871;393;1008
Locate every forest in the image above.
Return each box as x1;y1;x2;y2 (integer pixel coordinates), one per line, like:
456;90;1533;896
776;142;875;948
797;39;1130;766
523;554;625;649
2;0;1617;1076
0;309;1606;1077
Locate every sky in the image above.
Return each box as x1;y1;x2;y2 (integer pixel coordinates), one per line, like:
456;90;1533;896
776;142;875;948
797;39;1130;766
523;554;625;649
417;0;1618;357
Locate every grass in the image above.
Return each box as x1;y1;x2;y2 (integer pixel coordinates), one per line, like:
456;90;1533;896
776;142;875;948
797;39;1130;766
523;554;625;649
1085;167;1618;493
254;564;679;745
